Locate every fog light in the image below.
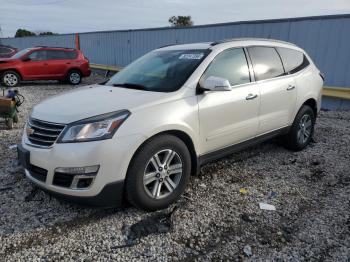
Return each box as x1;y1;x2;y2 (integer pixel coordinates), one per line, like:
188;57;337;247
77;178;94;188
55;165;100;175
54;165;99;189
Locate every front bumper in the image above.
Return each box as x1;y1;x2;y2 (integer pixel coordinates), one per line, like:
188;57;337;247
30;175;125;207
21;133;145;207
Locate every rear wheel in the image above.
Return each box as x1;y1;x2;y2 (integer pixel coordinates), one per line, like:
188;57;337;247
1;71;20;87
282;105;315;151
67;70;81;85
126;134;191;211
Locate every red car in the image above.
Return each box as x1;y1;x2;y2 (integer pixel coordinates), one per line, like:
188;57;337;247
0;46;91;87
0;45;18;58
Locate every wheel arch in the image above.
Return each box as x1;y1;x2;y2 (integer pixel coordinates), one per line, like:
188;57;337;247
127;129;199;177
302;98;318;117
0;69;23;80
66;67;82;77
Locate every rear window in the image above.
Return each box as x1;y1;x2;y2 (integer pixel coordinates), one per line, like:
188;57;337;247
47;50;78;60
276;47;310;74
247;46;285;81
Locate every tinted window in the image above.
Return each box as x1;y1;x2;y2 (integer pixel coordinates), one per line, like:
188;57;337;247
248;46;284;81
28;50;47;61
47;50;77;60
106;49;210;92
201;48;250;86
277;47;310;74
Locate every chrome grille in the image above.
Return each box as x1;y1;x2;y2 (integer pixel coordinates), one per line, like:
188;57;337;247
27;118;66;147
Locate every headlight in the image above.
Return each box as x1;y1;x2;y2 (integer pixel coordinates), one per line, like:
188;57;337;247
58;110;130;143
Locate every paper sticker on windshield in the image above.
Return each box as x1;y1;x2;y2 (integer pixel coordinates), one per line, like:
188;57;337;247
179;53;204;60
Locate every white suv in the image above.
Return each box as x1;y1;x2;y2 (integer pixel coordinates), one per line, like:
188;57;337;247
18;38;323;211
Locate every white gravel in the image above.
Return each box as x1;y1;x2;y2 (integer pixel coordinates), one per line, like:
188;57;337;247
0;75;349;261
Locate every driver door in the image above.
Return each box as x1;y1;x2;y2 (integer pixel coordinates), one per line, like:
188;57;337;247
21;50;51;79
198;48;260;154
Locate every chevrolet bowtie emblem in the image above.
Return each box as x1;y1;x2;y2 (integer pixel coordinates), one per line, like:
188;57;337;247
26;126;35;136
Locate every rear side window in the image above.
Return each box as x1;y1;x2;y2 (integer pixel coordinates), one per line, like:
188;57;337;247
47;50;78;60
276;47;310;74
201;48;250;86
247;46;284;81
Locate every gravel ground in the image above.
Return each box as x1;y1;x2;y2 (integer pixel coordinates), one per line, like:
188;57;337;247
0;75;349;261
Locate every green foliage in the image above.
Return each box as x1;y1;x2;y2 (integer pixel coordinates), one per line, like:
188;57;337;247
15;29;36;37
14;29;57;37
168;16;193;27
38;31;57;36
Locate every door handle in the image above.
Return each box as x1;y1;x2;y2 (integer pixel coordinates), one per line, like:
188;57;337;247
246;93;258;100
66;62;71;65
287;85;295;91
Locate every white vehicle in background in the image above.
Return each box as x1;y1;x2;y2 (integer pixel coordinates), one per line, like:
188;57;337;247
18;38;324;211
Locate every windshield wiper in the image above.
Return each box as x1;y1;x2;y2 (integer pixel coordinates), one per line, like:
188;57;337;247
112;83;149;91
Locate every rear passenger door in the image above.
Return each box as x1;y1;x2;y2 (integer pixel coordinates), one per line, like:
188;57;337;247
46;50;74;78
247;46;297;134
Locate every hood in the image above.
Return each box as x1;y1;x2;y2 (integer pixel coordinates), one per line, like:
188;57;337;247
31;84;169;123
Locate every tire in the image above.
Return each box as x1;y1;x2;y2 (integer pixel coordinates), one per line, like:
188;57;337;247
1;71;20;87
282;105;315;151
126;134;191;211
5;118;14;129
66;70;82;85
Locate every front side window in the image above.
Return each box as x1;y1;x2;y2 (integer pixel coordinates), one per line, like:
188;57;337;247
28;50;47;61
201;48;250;86
276;47;310;74
106;49;210;92
248;46;284;81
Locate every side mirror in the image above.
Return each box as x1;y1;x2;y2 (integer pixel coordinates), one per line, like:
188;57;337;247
201;76;232;92
22;57;31;62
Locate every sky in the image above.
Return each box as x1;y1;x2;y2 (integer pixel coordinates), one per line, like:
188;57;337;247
0;0;349;37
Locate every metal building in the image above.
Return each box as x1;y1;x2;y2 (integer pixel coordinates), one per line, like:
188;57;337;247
1;14;349;109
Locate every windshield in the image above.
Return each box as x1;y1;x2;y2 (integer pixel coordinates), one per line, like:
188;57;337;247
105;49;210;92
11;48;32;59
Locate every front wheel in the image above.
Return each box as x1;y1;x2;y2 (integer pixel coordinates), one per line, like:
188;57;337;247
126;134;191;211
67;70;81;85
282;105;315;151
1;71;20;87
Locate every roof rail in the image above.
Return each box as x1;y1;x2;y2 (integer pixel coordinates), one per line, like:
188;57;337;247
210;38;296;46
34;46;76;49
157;43;179;48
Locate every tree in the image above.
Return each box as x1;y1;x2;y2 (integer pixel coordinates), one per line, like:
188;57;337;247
38;31;57;36
15;29;36;37
14;29;57;37
168;16;193;27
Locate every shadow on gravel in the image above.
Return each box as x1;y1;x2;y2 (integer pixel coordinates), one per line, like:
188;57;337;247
113;206;179;249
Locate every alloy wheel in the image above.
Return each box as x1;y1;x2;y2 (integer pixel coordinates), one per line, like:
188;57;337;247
143;149;183;199
69;72;81;84
297;114;312;144
4;73;18;86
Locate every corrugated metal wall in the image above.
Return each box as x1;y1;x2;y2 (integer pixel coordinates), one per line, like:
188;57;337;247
1;14;350;88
